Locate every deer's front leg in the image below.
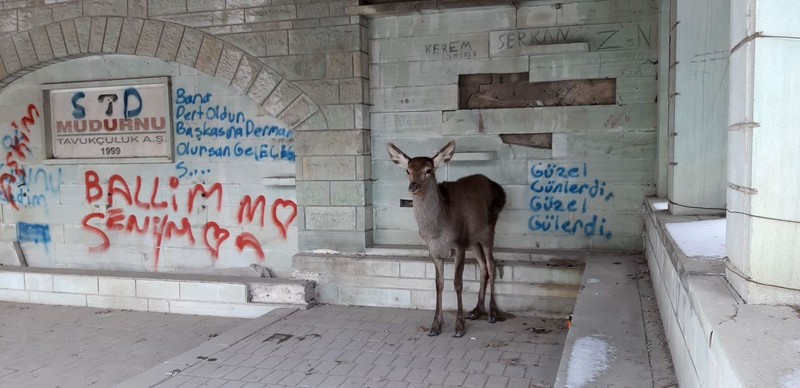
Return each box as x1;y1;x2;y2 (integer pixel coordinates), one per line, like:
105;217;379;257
429;256;445;337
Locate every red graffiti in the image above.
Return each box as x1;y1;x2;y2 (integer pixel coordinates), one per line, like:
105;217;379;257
235;232;265;261
271;199;297;239
1;104;39;210
238;195;267;226
82;171;295;269
202;222;230;260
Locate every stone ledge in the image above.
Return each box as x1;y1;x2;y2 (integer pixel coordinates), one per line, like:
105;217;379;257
644;198;800;387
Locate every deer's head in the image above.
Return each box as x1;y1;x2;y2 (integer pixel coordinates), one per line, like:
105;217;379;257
387;140;455;196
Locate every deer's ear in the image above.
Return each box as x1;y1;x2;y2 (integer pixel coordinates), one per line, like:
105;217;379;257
387;143;410;168
432;140;455;167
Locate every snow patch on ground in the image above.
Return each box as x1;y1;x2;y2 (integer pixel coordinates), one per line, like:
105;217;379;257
652;200;668;211
312;249;341;254
586;278;600;284
665;218;726;258
565;336;614;388
781;369;800;388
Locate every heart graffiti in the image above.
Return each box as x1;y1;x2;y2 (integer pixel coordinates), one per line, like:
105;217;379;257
202;221;230;259
271;198;297;240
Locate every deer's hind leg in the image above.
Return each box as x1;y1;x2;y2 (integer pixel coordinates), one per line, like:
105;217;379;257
453;247;466;338
483;241;499;323
467;243;488;320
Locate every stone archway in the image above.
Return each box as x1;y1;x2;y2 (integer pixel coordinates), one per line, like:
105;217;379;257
0;16;328;130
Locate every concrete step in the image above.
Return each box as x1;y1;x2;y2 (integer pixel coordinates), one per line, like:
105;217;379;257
293;249;586;318
554;256;673;387
0;266;315;318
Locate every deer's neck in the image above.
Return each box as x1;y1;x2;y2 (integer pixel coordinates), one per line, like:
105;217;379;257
413;183;448;235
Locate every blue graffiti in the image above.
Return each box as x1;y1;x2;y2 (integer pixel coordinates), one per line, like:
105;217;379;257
0;165;61;211
528;162;614;239
71;92;86;119
175;161;212;179
17;222;51;252
123;87;143;119
173;88;295;169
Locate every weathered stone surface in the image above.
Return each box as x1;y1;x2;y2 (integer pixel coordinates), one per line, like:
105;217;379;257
214;43;243;83
54;3;82;22
302;156;355;181
60;20;81;56
263;54;326;81
353;51;368;78
230;53;260;93
149;0;187;16
176;27;204;66
188;0;225;12
73;17;92;53
491;22;656;57
295;80;339;104
353;104;368;130
128;0;148;18
370;8;514;39
156;12;214;28
292;19;320;29
295;130;368;156
0;38;21;73
325;52;352;79
263;80;301;116
83;0;128;16
297;3;329;19
289;25;360;54
117;18;144;55
372;85;458;112
375;56;529;88
330;181;369;206
529;50;657;82
294;110;328;131
0;11;17;33
305;206;355;231
102;17;124;53
45;24;67;58
296;181;330;206
370;111;442;137
372;33;488;64
195;35;224;75
460;76;616;109
500;133;553;149
320;104;354;130
155;23;184;61
136;20;164;57
213;10;244;25
279;94;320;128
320;16;350;27
12;32;37;67
226;0;271;8
29;27;54;62
18;6;53;31
265;30;288;56
218;32;266;57
88;17;106;53
245;5;296;23
246;66;281;103
339;78;366;104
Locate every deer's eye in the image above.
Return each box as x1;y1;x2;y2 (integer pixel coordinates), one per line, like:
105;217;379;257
406;170;410;175
425;169;432;175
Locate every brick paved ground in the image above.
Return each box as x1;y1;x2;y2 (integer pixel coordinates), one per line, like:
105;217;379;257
141;306;567;388
0;302;245;388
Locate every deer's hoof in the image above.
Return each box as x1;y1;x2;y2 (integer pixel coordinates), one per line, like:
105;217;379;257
453;330;465;338
427;329;441;337
489;315;497;324
466;311;481;320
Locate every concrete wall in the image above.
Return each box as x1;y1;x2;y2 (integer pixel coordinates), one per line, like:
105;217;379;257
0;55;299;275
368;0;659;252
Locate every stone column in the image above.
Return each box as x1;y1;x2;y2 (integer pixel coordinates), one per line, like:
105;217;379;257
726;1;800;304
293;17;373;253
666;0;729;215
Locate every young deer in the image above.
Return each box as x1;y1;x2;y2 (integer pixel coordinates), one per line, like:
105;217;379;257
387;140;506;337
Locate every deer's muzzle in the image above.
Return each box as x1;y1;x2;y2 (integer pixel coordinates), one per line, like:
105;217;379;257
408;182;422;194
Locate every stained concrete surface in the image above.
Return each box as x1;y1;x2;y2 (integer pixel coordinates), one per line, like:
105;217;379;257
0;302;245;387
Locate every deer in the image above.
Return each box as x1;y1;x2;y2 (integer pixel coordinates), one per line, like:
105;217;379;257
387;140;506;338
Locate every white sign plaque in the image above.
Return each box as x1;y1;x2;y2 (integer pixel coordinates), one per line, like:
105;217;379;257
45;78;173;162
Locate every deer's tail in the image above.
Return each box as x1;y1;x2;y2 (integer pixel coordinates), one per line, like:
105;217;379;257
488;179;506;226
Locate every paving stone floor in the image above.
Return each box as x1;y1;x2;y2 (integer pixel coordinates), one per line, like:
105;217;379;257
0;302;245;388
144;306;567;388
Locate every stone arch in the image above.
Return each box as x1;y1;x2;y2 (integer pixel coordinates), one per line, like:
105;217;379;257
0;16;328;130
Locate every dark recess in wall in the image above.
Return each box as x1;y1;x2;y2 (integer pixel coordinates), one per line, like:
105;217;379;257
459;73;616;110
500;134;553;149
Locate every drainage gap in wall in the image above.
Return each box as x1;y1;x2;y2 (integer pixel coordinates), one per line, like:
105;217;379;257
458;73;616;109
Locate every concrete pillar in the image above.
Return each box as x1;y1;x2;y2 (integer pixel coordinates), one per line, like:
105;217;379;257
666;0;729;215
726;1;800;304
